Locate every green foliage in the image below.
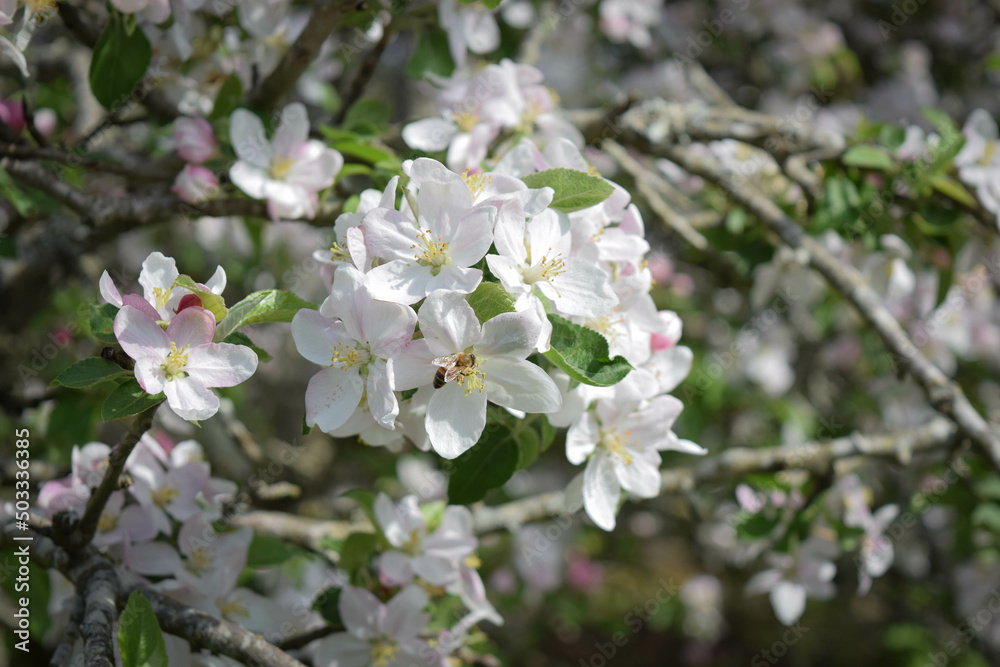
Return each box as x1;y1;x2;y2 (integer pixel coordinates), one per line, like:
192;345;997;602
466;281;516;324
118;591;168;667
543;314;632;387
173;275;228;321
89;13;152;109
90;303;120;344
841;145;894;170
339;532;378;573
313;587;343;627
102;379;163;421
214;290;316;342
210;74;243;120
446;408;522;504
409;27;455;79
521;168;615;212
246;534;299;568
51;357;131;388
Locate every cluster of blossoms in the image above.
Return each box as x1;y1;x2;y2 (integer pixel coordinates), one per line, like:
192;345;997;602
34;434;297;659
316;493;499;666
171;116;220;205
296;104;699;531
402;59;582;173
101;251;258;421
724;473;899;626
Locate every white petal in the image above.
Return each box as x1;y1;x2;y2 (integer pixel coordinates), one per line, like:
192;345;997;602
419;290;482;352
566;413;599;465
338;585;382;638
481;358;561;413
164;377;220;421
230;108;271;166
291;309;353;366
186;343;258;389
304;367;364;432
770;581;807;626
402;117;458;151
583;454;620;531
426;381;487;459
273;102;309;157
99;271;123;307
477;311;539;359
364;260;431;306
549;259;619;317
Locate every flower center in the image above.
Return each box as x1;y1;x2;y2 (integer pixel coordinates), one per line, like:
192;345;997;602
453;110;479;133
329;240;352;262
98;510;118;534
585;313;623;346
331;342;371;371
462;169;492;199
217;595;249;620
162;342;191;380
186;547;214;575
151;286;173;312
601;430;634;465
152;485;179;508
411;229;452;274
464;553;481;569
27;0;57;19
521;253;566;285
370;639;398;667
454;360;486;396
270;155;294;180
979;140;997;166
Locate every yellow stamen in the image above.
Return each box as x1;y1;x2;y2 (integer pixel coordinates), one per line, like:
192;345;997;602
410;229;452;274
453;111;479;133
329;240;352;262
601;432;634;465
217;596;249;620
152;485;178;508
371;640;398;667
151;286;173;312
464;553;482;569
462;169;492;199
162;342;190;380
98;511;118;534
270;155;294;181
185;547;214;575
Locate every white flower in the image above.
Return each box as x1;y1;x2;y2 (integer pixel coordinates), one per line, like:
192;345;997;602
100;251;226;322
746;538;839;626
438;0;499;68
487;207;619;343
313;585;434;667
390;290;562;458
566;396;703;531
361;158;495;305
292;266;417;432
114;305;258;421
312;177;400;275
374;494;477;587
598;0;661;49
229;102;343;220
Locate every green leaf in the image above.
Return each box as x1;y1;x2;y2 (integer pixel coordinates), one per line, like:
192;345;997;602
90;303;120;344
0;169;37;217
921;107;959;137
214;290;316;342
210;74;243;120
342;99;390;136
313;588;343;627
408;27;455;79
734;512;780;540
102;379;163;422
543;314;633;387
89;14;152;109
246;533;297;568
975;477;1000;500
172;275;228;321
117;591;168;667
930;175;979;208
447;416;520;504
514;425;541;470
331;140;398;166
338;532;377;572
520;168;614;212
841;145;894;170
972;502;1000;533
51;357;131;389
221;331;272;362
466;282;516;324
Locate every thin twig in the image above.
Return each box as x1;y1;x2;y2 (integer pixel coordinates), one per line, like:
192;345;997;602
0;143;176;180
248;0;360;110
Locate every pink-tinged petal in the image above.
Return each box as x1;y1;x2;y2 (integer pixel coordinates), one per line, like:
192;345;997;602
163;377;220;421
166;306;215;348
287;142;343;190
482;357;561;413
134;358;166;395
115;306;169;361
383;585;430;638
367;360;398;428
566;413;599;465
377;550;416;586
419;290;481;352
477;311;539;359
322;265;366;337
365;260;432;306
99;271;123;307
186;343;257;388
126;541;183;576
292;309;353;366
426;381;487;459
387;340;437;391
402;117;458;151
363;299;417;356
339;585;383;638
272;102;309;157
345;226;369;271
121;294;160;320
583;454;620;531
305;366;364;433
117;504;158;542
230;108;272;167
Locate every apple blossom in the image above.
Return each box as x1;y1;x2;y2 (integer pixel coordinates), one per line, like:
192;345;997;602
114;305;258;421
745;538;839;626
172;164;219;205
229;102;344;220
390;290;562;458
100;251;227;322
174;116;217;163
292;265;416;432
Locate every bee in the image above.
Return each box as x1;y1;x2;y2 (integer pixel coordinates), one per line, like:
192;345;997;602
433;353;477;389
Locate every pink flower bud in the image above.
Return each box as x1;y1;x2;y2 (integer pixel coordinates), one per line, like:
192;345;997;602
33;108;57;137
0;98;24;135
174;116;217;164
176;294;203;313
172;164;219;204
650;332;674;351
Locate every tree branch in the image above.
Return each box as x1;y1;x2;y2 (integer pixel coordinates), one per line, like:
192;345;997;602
50;593;85;667
81;566;117;667
619;112;1000;470
248;0;360;110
